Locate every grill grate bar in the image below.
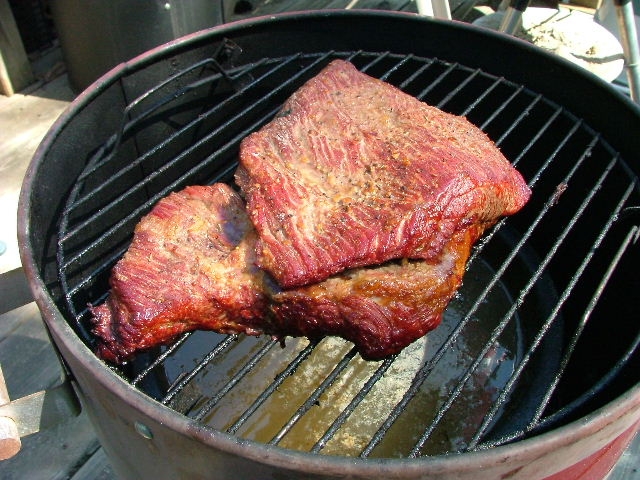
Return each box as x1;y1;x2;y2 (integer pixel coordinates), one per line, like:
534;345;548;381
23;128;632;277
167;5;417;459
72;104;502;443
131;332;192;387
509;106;564;168
494;94;544;148
311;356;396;453
358;50;394;73
57;242;128;338
206;340;318;427
268;347;359;445
437;68;482;109
525;224;640;437
465;155;629;450
63;244;128;305
522;116;586;183
362;128;604;457
162;335;241;406
416;62;460;102
170;337;277;412
397;57;436;90
527;182;638;428
460;76;507;117
478;84;525;134
376;53;415;81
369;54;480;111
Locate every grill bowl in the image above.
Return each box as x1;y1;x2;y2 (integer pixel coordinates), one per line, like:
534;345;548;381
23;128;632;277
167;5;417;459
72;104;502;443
18;10;640;479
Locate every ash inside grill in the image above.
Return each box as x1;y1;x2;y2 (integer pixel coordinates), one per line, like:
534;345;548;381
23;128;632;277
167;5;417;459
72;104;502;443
51;47;640;459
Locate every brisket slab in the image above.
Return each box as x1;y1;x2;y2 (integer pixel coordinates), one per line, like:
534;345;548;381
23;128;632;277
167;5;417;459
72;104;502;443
236;59;531;288
91;184;269;363
91;185;472;363
92;60;531;363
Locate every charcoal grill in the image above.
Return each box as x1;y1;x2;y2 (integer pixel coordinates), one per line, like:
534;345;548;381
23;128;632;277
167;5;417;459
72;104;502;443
17;10;640;480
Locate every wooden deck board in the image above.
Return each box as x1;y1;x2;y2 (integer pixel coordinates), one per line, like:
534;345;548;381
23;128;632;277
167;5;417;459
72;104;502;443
70;449;116;480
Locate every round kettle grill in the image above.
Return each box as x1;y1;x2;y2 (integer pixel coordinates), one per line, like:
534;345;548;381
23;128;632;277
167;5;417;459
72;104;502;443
16;10;640;479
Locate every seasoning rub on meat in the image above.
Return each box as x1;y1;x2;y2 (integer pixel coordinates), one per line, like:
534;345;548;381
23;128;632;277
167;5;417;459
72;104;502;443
91;60;531;363
92;184;473;363
236;60;531;288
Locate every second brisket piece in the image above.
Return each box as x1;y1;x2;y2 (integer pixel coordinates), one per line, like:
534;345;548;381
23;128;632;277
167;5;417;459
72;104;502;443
91;185;270;363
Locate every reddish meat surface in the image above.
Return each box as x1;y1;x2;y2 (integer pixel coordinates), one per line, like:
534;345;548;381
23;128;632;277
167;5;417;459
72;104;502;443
270;230;473;360
92;60;531;363
236;59;531;288
91;185;473;362
91;184;269;363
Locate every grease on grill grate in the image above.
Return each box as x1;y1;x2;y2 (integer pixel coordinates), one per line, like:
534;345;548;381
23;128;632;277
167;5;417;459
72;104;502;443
136;234;561;458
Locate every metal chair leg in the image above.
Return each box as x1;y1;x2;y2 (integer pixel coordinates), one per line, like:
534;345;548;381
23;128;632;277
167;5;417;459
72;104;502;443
416;0;452;20
614;0;640;102
499;0;531;34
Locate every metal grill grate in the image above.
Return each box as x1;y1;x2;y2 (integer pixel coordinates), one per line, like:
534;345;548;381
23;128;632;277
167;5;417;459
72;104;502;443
54;48;640;458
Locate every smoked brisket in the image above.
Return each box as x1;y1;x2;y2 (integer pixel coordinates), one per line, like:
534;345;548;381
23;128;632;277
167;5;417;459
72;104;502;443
236;59;530;288
92;185;471;362
91;60;531;363
91;185;269;363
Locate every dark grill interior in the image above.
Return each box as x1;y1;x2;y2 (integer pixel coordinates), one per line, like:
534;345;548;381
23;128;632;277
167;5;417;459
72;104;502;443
51;48;640;458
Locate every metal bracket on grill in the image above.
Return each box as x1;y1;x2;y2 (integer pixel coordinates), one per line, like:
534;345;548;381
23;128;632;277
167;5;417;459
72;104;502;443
100;38;246;169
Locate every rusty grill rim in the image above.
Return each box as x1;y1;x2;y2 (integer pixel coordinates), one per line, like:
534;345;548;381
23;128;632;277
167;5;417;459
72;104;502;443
12;284;640;477
17;9;640;476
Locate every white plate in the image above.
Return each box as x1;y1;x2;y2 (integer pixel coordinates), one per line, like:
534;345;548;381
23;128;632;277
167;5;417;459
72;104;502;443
473;7;625;82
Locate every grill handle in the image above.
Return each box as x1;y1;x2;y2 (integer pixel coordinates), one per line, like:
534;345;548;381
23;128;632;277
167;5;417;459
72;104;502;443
0;269;82;461
0;362;82;462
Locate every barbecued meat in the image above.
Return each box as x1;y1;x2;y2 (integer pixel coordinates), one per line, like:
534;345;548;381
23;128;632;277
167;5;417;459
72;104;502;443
236;59;531;288
270;230;473;360
91;60;531;363
91;184;471;362
91;185;270;363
